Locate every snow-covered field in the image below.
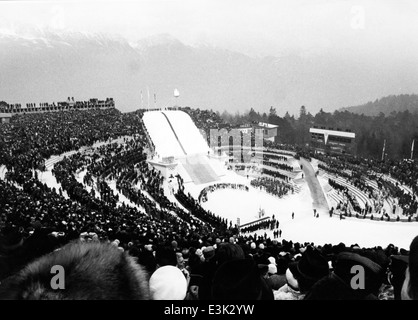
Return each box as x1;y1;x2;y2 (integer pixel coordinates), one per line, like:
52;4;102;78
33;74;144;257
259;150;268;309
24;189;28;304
29;140;418;250
199;175;418;249
180;156;418;250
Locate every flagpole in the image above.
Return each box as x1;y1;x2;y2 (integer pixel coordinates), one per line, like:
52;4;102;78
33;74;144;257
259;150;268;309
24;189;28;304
140;90;143;109
381;139;386;161
411;139;415;160
147;86;150;109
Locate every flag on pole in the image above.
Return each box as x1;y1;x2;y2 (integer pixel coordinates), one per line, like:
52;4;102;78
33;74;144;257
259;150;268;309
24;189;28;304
154;93;157;104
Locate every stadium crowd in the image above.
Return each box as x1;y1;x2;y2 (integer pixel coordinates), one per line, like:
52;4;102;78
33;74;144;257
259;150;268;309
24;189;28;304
1;107;418;300
251;176;294;198
317;152;418;219
198;183;249;203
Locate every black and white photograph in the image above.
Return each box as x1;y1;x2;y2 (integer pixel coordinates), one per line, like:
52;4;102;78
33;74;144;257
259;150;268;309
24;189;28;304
0;0;418;306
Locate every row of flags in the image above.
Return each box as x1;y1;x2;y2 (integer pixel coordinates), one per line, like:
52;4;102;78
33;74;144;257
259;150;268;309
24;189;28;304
382;138;416;160
139;88;179;108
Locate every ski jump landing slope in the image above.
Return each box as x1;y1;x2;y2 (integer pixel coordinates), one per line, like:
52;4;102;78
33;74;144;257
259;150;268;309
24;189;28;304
143;110;218;184
143;111;185;158
162;110;210;156
179;155;219;185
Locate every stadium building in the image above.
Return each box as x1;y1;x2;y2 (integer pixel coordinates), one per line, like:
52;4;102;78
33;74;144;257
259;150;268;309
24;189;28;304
309;126;356;155
0;97;115;115
254;122;278;142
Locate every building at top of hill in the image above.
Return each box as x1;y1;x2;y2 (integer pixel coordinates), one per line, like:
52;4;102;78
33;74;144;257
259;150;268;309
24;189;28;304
309;125;356;155
0;97;115;115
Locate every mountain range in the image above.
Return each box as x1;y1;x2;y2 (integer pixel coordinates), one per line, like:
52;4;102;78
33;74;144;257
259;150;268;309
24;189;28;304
1;31;418;115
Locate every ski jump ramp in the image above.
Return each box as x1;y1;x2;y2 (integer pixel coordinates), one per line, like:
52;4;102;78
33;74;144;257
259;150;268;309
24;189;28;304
143;109;219;185
179;155;219;185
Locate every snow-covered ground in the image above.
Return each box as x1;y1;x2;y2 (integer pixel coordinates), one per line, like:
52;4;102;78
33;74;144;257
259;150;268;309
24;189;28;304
183;156;418;250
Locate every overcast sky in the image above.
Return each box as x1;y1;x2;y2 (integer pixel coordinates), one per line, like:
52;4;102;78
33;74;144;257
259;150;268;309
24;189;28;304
1;0;418;58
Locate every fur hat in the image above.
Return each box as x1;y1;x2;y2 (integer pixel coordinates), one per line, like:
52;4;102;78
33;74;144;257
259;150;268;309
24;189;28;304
0;241;150;300
149;266;187;300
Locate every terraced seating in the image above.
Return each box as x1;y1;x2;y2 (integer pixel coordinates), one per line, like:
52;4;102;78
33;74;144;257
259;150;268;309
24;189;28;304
323;173;370;210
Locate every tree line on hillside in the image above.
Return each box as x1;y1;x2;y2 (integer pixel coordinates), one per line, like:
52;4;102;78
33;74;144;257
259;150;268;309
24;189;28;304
213;106;418;161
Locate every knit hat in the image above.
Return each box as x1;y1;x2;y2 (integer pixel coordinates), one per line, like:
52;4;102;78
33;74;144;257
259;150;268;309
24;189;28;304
149;266;187;300
268;264;277;275
268;257;276;265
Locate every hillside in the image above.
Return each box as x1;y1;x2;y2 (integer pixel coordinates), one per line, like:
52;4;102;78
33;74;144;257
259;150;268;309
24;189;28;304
340;94;418;116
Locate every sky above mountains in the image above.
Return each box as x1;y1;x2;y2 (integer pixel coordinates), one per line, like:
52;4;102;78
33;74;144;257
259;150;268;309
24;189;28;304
1;0;418;115
2;0;418;58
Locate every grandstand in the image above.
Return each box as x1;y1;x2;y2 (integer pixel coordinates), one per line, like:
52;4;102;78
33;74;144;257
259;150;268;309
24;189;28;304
2;104;418;302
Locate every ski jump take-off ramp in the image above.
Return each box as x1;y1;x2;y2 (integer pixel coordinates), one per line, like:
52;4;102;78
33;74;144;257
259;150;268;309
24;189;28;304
142;110;219;185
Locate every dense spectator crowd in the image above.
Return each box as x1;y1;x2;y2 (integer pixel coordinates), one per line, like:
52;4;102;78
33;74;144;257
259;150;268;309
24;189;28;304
198;183;249;203
318;152;418;219
263;160;293;172
261;168;292;182
2;230;418;301
239;216;280;235
251;177;294;198
1;106;418;300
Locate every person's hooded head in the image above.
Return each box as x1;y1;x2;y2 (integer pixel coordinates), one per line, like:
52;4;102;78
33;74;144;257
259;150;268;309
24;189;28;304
211;259;273;300
334;250;385;297
216;243;245;266
155;246;177;267
402;235;418;300
288;245;329;293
